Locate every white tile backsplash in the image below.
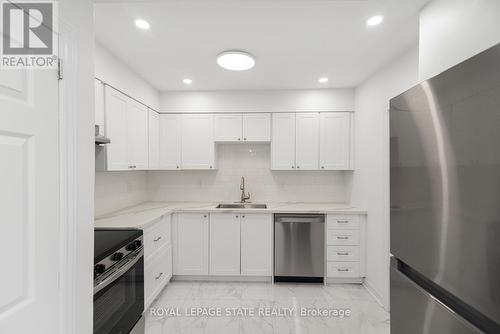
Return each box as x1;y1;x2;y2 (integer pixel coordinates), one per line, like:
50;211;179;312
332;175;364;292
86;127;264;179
147;144;348;203
95;171;148;216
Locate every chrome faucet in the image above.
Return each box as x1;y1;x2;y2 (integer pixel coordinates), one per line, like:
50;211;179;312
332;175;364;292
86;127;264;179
239;176;251;203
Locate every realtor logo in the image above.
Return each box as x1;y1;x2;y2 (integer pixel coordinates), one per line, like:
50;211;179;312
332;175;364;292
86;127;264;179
1;1;58;68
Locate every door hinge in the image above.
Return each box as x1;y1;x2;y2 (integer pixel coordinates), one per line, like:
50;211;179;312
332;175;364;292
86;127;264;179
58;58;63;80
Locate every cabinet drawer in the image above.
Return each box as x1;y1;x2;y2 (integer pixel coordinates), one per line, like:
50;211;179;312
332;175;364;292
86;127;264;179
327;215;359;230
327;246;359;262
144;215;171;260
145;245;171;307
327;229;359;245
327;261;360;278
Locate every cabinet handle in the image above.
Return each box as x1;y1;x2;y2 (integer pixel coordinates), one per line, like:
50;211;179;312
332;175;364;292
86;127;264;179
238;138;241;141
210;165;213;169
297;166;300;169
337;252;349;256
153;236;162;242
291;166;295;169
235;215;239;218
176;165;179;169
337;220;349;224
337;268;349;272
242;215;245;218
155;272;163;280
203;215;207;218
337;236;349;240
321;166;325;169
244;138;247;141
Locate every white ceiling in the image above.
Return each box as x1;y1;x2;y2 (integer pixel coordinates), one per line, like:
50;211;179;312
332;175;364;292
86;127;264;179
94;0;430;91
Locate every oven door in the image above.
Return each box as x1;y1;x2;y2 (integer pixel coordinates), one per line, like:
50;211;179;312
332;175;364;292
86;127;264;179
94;251;144;334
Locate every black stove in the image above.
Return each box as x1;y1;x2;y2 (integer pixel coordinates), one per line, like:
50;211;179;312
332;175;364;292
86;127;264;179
94;228;142;262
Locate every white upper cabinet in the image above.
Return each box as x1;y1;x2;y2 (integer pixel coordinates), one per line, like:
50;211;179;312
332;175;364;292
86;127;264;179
295;113;319;170
271;113;296;170
148;109;160;169
181;114;215;169
126;100;149;169
320;112;352;170
105;86;131;171
209;214;241;276
214;114;243;141
214;113;271;142
159;114;182;170
243;113;271;141
105;86;149;170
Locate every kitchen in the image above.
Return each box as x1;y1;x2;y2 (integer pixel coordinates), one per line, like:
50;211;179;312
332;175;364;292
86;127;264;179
1;1;500;334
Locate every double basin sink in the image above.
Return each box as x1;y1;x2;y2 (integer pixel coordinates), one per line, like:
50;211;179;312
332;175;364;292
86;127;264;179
216;203;267;209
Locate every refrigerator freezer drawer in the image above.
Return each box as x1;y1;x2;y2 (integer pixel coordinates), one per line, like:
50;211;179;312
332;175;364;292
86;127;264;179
391;265;481;334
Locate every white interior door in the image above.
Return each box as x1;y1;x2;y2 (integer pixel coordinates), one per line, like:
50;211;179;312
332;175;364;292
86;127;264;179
319;112;351;170
271;113;296;170
0;68;60;332
295;113;319;170
159;114;182;170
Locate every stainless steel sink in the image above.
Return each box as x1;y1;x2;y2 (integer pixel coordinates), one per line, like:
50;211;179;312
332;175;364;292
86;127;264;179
216;203;267;209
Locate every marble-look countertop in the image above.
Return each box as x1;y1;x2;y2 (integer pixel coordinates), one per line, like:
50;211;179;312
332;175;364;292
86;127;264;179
94;201;367;229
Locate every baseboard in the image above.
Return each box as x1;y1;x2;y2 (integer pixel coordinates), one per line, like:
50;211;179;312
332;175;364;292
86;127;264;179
172;275;272;282
363;279;389;311
325;277;363;284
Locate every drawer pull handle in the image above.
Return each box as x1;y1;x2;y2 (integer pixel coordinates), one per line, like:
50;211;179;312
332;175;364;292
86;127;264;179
153;236;162;242
155;272;163;280
337;252;349;256
337;220;349;224
337;236;349;240
337;268;349;272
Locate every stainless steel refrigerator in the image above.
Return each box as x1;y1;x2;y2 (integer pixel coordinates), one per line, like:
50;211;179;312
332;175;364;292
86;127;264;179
390;43;500;334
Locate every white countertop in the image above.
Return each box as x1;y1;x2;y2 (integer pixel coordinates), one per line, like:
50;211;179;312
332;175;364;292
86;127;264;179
94;202;367;229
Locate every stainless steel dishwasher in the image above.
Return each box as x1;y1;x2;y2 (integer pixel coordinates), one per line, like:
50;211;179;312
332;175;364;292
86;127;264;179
274;214;324;283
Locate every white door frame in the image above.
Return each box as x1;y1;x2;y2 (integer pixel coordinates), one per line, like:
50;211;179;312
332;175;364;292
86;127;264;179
58;19;94;334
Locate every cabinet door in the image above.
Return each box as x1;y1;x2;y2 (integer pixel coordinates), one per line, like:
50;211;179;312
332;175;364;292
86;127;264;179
209;214;241;276
319;112;351;170
148;109;160;169
241;214;273;276
181;114;215;169
104;86;129;170
159;114;181;170
175;213;209;275
243;113;271;141
127;100;149;169
295;113;319;170
214;114;242;142
271;113;296;170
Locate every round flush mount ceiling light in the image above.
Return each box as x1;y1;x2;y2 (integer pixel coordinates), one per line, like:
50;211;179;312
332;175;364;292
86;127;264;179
217;51;255;71
366;15;384;27
318;77;329;83
135;19;150;30
183;78;193;85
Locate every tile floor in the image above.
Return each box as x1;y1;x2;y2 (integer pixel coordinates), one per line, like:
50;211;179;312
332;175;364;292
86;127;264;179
144;281;390;334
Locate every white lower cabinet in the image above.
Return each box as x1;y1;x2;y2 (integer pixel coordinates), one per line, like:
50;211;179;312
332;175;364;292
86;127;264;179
326;214;366;280
144;215;173;309
240;214;273;276
173;213;209;275
209;214;241;275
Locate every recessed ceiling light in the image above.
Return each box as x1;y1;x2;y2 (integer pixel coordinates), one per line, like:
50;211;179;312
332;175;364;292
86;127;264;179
135;19;150;30
183;78;193;85
318;77;329;83
217;51;255;71
366;15;383;27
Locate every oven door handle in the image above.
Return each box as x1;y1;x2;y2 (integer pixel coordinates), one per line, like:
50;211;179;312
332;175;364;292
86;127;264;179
94;249;143;295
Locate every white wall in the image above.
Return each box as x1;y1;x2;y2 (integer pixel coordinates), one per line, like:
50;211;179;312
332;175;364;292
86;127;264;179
148;144;349;203
95;42;160;110
160;89;354;113
419;0;500;80
350;47;419;309
95;171;149;217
